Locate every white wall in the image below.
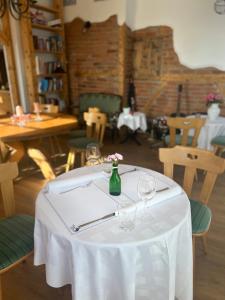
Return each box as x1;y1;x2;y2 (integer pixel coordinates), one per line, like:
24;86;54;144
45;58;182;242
64;0;225;71
64;0;126;25
132;0;225;70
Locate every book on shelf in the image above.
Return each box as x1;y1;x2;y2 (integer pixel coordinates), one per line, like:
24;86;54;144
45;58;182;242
38;77;64;93
47;19;62;27
33;35;63;52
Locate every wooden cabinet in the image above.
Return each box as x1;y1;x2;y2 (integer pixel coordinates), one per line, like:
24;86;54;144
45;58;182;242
21;0;68;111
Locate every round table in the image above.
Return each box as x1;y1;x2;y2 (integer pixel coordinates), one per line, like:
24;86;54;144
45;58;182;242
34;165;193;300
117;112;147;132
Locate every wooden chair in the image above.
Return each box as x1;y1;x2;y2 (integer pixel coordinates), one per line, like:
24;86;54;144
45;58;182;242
211;135;225;156
165;117;205;147
0;162;34;300
159;146;225;261
27;148;67;181
66;112;107;171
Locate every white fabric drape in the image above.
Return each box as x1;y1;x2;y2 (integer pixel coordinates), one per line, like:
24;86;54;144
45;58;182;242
117;112;147;131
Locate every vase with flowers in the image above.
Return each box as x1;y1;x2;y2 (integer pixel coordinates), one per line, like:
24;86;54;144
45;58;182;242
107;153;123;196
206;93;222;121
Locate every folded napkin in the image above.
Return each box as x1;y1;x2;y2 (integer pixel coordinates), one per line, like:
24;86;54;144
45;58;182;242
119;170;182;210
47;165;136;194
46;172;104;194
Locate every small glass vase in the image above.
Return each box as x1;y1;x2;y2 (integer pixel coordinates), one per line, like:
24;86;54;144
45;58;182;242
109;163;121;196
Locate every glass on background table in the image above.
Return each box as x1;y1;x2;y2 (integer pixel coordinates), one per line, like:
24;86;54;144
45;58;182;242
34;164;193;300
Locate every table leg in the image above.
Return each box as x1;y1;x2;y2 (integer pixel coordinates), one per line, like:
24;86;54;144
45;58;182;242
120;128;141;145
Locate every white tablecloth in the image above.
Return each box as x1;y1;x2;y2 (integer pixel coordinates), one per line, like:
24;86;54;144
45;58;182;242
117;112;147;131
197;116;225;151
34;165;193;300
186;115;225;151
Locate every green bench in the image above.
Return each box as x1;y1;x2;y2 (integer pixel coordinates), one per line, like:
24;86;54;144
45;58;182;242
74;93;122;141
79;93;122;120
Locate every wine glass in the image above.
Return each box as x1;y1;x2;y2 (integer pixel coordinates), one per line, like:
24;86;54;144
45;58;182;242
137;174;156;211
85;143;101;166
101;155;112;176
117;198;136;231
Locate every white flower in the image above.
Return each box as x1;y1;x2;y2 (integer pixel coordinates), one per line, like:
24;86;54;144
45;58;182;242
107;153;123;162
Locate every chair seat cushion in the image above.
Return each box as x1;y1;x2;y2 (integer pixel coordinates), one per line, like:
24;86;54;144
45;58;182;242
165;134;193;146
211;135;225;146
190;199;211;234
69;129;86;138
68;137;99;149
0;215;34;270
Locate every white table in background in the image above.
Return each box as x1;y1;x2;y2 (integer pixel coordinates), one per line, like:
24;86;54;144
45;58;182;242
117;112;147;144
34;165;193;300
197;116;225;151
186;115;225;151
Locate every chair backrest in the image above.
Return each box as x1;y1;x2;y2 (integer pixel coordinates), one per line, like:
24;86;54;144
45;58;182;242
159;146;225;204
88;107;100;113
167;117;205;147
40;104;59;114
0;162;18;217
27;148;56;181
83;112;107;144
0;140;11;163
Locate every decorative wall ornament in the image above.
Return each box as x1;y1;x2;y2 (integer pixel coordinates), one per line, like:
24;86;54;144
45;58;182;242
133;37;163;78
214;0;225;14
0;0;30;20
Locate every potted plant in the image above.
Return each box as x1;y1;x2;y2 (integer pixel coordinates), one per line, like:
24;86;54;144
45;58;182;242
206;93;223;121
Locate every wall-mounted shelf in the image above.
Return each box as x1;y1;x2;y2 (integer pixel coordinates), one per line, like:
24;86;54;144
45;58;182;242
21;0;68;109
30;4;59;14
32;23;63;33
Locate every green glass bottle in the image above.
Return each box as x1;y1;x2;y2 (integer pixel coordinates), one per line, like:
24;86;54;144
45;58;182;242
109;163;121;196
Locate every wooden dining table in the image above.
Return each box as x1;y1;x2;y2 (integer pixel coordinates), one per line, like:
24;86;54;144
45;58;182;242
0;114;78;162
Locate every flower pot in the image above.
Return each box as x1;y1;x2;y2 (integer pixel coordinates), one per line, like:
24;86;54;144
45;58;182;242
207;103;220;121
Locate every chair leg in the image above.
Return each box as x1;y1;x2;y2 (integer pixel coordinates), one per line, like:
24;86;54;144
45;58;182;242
202;235;208;255
66;149;75;172
53;136;64;156
0;275;3;300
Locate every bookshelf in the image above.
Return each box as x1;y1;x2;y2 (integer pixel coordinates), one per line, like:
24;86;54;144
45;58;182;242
21;0;68;111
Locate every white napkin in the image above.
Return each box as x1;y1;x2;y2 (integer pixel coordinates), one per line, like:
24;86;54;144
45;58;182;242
119;170;182;210
46;172;104;194
46;165;136;194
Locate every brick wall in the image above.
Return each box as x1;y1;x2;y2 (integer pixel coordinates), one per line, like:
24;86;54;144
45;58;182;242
65;16;132;107
133;26;225;117
65;18;225;117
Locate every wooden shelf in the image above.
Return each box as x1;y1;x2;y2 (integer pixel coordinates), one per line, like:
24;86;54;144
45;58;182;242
30;4;59;14
21;0;68;106
32;23;63;33
34;50;63;55
38;90;64;96
0;90;10;94
37;73;66;78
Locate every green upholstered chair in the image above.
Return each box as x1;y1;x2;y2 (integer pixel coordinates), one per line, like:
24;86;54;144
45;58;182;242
211;135;225;156
159;146;225;264
0;162;34;299
165;117;205;147
66;112;107;171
